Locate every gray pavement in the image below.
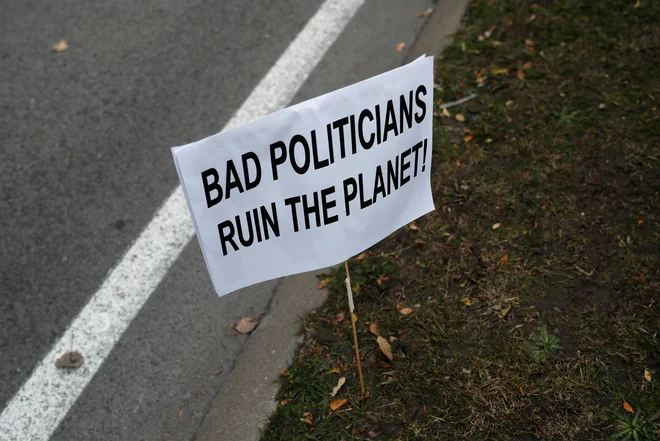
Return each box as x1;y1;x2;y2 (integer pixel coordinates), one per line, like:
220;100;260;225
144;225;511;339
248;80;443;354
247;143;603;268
0;0;443;439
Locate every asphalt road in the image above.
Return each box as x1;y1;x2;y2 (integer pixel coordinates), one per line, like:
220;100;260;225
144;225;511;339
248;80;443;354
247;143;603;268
0;1;432;439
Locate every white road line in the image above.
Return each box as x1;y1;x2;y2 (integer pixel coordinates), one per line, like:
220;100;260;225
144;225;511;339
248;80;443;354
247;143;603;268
0;0;364;439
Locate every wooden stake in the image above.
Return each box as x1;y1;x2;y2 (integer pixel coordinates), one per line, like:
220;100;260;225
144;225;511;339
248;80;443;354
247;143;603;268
345;260;365;397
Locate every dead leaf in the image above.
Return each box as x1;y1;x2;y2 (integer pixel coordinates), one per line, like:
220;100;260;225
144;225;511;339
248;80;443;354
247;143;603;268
235;316;259;334
461;297;472;307
329;366;341;374
500;254;509;265
441;107;451;118
399;307;414;315
522;61;533;70
301;411;313;425
623;400;634;414
377;336;393;361
356;252;367;261
52;39;68;53
416;7;433;18
409;223;419;231
633;276;647;284
55;351;84;370
376;360;390;369
464;135;474;143
376;275;389;286
527;14;536;22
517;70;525;80
280;369;288;376
634;0;640;7
644;368;652;382
638;219;644;225
318;279;328;289
369;322;379;336
336;312;345;323
368;430;378;438
280;399;289;405
415;239;426;245
490;67;509;76
492;222;501;229
455;113;466;122
520;386;525;395
331;377;346;396
396;42;406;53
330;398;348;411
352;313;358;323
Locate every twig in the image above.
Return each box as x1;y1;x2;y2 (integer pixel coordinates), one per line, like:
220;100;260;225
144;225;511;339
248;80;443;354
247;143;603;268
345;261;366;397
438;93;478;109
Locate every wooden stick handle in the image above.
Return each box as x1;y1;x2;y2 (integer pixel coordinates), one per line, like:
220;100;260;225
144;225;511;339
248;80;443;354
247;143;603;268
345;260;365;397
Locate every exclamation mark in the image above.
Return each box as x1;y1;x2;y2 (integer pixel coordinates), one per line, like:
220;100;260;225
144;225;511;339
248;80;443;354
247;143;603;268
421;138;428;172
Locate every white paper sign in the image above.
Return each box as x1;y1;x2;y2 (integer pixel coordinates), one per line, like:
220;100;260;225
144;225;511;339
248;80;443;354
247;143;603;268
172;56;435;296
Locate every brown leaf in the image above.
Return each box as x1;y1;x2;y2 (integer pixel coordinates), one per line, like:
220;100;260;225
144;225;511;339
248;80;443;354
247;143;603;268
522;61;533;70
55;351;84;370
409;223;419;231
638;219;644;225
376;275;389;286
377;336;393;361
356;252;367;261
500;254;509;265
301;411;313;425
633;276;647;284
335;311;345;323
490;67;509;76
644;368;652;382
369;322;379;336
331;377;346;397
396;42;406;53
235;316;259;334
416;7;433;18
318;279;328;289
376;360;390;369
623;400;634;414
399;307;414;316
52;39;68;53
330;398;348;411
464;135;474;143
280;369;288;376
360;391;371;401
461;297;472;307
517;70;525;81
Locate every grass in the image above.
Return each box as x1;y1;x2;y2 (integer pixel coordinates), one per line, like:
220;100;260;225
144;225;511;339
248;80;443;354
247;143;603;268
261;0;660;439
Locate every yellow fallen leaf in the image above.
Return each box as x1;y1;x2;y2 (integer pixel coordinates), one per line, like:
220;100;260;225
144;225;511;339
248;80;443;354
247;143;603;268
51;39;68;53
330;398;348;411
301;411;313;425
623;400;634;414
396;42;406;53
369;323;379;336
492;222;501;230
352;313;358;323
416;7;433;18
461;297;472;307
644;368;652;382
490;67;509;76
318;279;328;289
399;307;414;315
235;316;259;334
500;254;509;265
455;113;465;122
377;336;393;361
331;377;346;396
517;70;525;80
464;135;474;143
329;367;341;374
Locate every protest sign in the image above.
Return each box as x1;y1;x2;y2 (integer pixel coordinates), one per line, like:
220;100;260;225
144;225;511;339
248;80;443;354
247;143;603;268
172;56;435;297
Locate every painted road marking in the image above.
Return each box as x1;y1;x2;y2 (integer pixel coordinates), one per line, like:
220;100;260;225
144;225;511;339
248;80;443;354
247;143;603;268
0;0;365;439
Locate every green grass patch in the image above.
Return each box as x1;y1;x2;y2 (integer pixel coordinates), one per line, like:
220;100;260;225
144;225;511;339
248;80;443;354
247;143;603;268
262;0;660;439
